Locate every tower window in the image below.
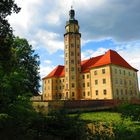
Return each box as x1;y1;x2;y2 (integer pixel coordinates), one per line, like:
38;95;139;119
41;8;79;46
66;61;68;64
71;60;74;64
72;83;75;88
71;44;74;47
71;52;74;56
71;67;74;71
65;53;67;57
72;76;75;79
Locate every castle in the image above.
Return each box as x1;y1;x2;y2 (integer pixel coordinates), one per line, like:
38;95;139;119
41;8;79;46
42;9;139;100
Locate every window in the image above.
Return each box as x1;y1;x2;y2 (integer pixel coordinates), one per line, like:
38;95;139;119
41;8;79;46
77;52;80;56
102;69;105;74
72;75;75;79
48;80;50;83
82;75;85;79
82;92;85;97
94;70;97;75
72;83;75;88
71;60;74;64
95;90;98;95
71;44;74;47
130;90;133;95
78;60;80;64
71;67;74;71
65;53;67;57
87;82;90;87
128;72;131;76
87;74;89;79
133;73;135;77
71;52;74;56
121;89;123;95
66;68;68;72
83;83;85;87
116;89;119;95
125;89;127;95
120;79;123;85
115;69;117;74
123;70;125;75
115;79;118;84
103;89;107;95
72;92;75;96
119;69;121;74
123;80;126;85
88;91;90;96
60;80;61;83
66;84;68;89
63;79;64;82
129;80;132;85
103;79;106;84
95;80;98;85
65;61;68;65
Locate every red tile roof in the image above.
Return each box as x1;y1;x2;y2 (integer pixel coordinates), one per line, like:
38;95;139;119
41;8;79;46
42;50;138;79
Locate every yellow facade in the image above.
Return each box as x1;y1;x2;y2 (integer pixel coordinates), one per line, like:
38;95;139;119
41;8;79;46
42;9;139;101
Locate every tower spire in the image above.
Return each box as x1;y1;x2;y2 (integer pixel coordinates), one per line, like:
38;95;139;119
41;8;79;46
69;7;75;20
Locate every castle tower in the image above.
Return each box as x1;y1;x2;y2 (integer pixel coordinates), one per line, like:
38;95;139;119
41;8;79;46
64;8;81;100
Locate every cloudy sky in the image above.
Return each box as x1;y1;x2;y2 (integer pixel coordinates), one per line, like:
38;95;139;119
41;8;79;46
8;0;140;88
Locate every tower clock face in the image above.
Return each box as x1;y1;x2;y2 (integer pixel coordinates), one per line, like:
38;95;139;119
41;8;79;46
75;25;78;32
66;26;69;32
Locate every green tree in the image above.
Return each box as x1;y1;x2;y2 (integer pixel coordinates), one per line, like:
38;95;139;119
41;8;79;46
0;0;20;37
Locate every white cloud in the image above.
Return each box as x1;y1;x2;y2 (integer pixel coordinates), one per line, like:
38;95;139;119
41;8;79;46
40;64;55;78
81;47;108;60
44;60;52;64
35;30;64;54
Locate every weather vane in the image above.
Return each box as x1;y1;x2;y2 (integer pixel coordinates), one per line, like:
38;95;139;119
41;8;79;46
71;5;73;9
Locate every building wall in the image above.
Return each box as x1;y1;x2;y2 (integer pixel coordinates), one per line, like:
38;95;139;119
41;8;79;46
90;65;113;100
42;65;139;101
111;65;139;100
42;78;53;100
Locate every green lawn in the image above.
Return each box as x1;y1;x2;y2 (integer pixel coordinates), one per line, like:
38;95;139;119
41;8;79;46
79;111;140;131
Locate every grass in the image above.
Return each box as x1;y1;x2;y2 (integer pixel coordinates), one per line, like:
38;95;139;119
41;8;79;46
80;112;121;122
79;111;140;131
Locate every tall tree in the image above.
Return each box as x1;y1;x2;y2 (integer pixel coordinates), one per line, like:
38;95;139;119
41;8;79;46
0;1;40;112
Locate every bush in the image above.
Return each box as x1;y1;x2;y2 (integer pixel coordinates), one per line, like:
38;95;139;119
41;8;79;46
116;104;140;121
